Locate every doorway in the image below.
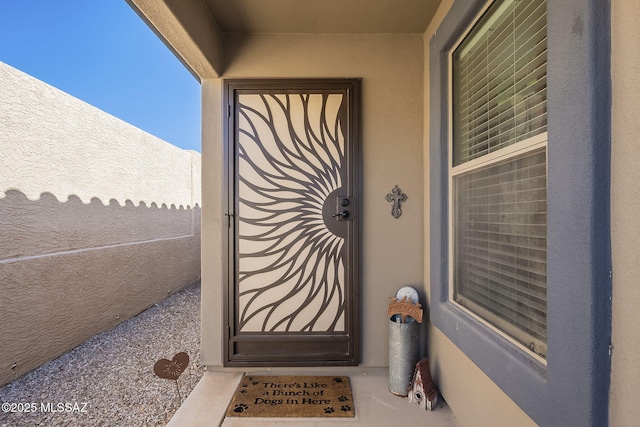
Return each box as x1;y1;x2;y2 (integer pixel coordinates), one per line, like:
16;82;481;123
224;79;360;366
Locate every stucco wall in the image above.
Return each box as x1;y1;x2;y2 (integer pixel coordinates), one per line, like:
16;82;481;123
610;0;640;425
0;62;199;208
196;3;639;424
0;62;201;386
201;33;425;367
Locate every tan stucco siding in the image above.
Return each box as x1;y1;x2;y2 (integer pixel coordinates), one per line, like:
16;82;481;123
201;34;425;367
610;0;640;424
200;78;224;367
0;226;200;383
0;62;201;386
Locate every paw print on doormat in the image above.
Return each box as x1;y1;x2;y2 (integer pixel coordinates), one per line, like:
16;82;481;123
324;407;335;414
341;405;352;412
338;395;349;402
333;377;343;383
233;403;249;413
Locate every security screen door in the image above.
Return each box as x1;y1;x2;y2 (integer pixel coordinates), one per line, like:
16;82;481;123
224;79;360;366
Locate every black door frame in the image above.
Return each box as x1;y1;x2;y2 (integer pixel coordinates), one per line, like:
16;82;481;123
222;79;360;366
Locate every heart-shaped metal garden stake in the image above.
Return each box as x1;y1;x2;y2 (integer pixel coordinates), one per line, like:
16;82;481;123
154;352;189;402
154;352;189;380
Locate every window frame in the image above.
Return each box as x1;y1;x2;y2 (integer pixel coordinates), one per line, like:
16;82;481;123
428;0;611;425
447;0;549;361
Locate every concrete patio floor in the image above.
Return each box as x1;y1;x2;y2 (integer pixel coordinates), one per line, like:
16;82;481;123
168;367;459;426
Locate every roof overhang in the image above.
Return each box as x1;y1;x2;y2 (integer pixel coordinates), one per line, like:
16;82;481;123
126;0;224;81
127;0;442;80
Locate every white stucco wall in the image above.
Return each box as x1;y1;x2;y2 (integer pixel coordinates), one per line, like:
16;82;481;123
0;61;200;208
0;61;201;386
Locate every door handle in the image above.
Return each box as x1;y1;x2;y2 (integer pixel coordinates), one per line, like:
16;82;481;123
332;210;350;220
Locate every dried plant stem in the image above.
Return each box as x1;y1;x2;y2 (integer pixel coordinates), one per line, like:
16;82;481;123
175;380;182;402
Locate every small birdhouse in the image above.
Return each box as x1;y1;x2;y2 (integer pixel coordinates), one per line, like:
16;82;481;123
408;358;439;411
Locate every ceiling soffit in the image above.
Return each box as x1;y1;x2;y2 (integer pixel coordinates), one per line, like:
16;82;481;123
128;0;443;79
204;0;442;34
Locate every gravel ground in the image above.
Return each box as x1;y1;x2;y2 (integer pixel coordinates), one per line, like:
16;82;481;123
0;281;204;427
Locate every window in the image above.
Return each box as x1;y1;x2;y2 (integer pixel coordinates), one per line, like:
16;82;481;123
429;0;611;424
450;0;547;359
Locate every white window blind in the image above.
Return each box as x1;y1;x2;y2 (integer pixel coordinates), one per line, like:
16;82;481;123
451;0;548;358
453;0;547;166
454;149;547;356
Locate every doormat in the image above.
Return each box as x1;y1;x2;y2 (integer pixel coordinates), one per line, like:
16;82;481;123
225;375;355;418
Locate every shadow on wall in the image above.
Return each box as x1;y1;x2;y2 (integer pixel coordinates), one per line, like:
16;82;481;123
0;189;201;387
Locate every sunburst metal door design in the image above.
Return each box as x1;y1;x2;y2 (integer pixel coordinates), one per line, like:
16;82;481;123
225;80;360;365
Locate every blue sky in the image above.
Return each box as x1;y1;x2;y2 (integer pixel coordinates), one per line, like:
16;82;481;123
0;1;201;152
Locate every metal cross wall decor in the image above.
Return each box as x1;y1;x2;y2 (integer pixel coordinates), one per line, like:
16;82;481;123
385;185;407;219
